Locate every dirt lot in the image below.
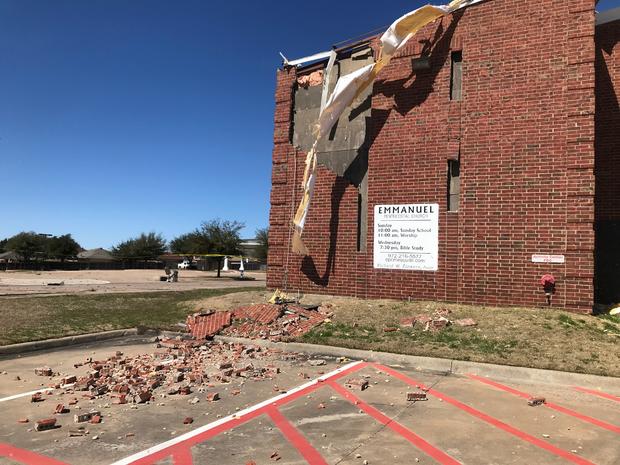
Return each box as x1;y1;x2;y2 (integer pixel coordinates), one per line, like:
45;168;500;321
0;270;264;297
189;291;620;377
0;337;618;465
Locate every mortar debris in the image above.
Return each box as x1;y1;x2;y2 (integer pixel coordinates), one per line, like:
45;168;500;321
17;299;333;433
399;308;477;331
18;337;322;433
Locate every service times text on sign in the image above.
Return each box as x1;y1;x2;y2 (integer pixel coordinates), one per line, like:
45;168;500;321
373;204;439;271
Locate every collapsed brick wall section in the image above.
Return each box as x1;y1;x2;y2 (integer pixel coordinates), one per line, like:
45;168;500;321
268;0;597;312
594;17;620;303
187;311;232;339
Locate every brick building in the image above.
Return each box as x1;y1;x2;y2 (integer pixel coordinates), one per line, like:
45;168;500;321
267;0;620;313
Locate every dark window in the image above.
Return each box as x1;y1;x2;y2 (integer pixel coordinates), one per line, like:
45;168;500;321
448;159;460;212
450;51;463;101
356;193;363;252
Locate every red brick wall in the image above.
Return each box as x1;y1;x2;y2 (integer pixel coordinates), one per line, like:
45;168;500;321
268;0;597;312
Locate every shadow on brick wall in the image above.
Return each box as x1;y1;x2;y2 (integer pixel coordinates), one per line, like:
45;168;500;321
375;11;462;116
300;14;462;288
594;33;620;305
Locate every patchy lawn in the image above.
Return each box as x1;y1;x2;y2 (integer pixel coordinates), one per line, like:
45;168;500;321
2;288;619;377
190;290;620;377
0;287;258;345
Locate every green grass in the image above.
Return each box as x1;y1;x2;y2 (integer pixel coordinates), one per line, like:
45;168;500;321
3;286;620;377
0;287;257;345
558;314;578;327
290;294;620;377
302;323;520;360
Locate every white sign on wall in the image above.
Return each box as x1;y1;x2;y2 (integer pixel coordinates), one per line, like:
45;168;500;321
373;203;439;271
531;254;565;264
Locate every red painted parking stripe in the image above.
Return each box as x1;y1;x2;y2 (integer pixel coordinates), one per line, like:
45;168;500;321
172;447;194;465
327;380;462;465
0;443;69;465
467;374;620;434
113;361;367;465
374;364;596;465
266;407;329;465
573;386;620;403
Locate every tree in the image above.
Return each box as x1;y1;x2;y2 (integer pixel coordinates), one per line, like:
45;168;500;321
5;232;46;261
201;219;244;277
170;219;244;277
200;219;244;256
46;234;81;261
255;227;268;261
0;238;7;253
170;232;209;255
112;232;167;260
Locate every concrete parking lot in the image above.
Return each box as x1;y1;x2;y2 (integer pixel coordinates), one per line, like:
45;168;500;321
0;338;618;465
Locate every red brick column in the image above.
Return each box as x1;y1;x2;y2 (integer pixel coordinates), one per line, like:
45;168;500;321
267;67;296;290
564;0;596;311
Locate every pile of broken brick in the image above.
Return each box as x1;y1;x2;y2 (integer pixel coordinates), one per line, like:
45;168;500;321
20;301;331;435
397;308;476;332
23;340;299;435
187;302;331;341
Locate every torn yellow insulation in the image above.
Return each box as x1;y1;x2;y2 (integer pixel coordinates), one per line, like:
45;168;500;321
291;0;480;255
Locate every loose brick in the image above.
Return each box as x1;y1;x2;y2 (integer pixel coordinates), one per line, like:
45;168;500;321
178;386;191;396
528;397;546;406
136;391;152;403
61;375;77;385
74;411;101;423
54;404;68;414
406;392;427;402
35;418;57;431
345;378;369;391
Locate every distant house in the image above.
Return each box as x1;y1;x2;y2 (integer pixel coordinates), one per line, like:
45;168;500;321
0;251;22;263
77;248;115;262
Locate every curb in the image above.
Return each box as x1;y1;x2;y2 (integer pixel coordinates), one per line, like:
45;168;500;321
214;335;620;391
0;329;140;356
1;330;618;391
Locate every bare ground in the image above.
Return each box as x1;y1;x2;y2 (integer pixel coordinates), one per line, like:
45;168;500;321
0;269;264;296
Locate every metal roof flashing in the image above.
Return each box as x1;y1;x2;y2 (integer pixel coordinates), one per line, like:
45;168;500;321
597;6;620;26
280;0;490;70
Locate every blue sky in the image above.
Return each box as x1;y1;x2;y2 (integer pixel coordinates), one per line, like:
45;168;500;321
1;0;619;249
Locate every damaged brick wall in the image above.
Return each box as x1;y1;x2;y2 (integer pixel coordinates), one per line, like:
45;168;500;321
594;17;620;304
268;0;597;312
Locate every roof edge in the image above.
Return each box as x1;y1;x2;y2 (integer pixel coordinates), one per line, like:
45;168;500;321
597;6;620;26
